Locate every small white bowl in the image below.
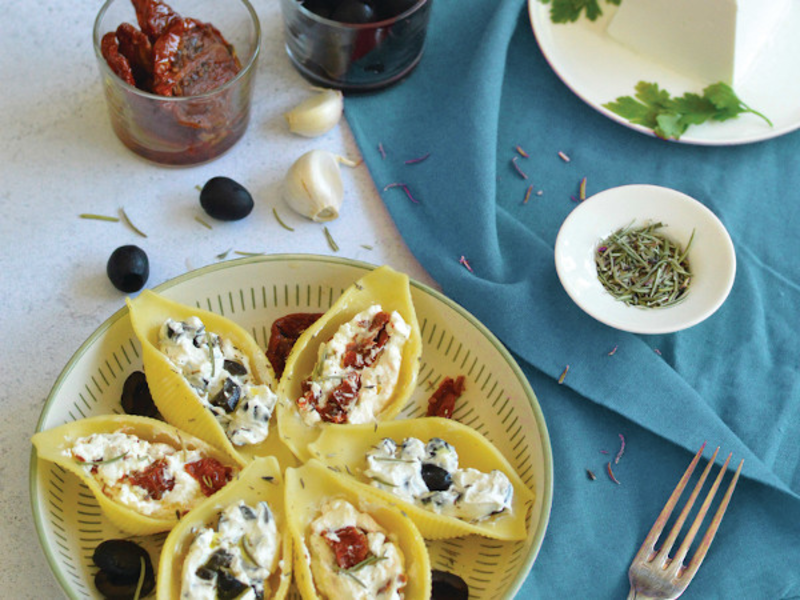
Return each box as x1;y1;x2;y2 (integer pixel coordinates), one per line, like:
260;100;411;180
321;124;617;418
554;184;736;334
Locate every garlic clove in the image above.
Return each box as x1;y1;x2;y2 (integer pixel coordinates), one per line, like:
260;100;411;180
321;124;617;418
284;88;344;138
282;150;357;222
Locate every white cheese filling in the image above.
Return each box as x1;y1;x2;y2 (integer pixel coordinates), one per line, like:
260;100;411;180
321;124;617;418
299;304;411;426
308;499;406;600
181;500;281;600
365;437;514;522
158;317;277;446
65;431;210;519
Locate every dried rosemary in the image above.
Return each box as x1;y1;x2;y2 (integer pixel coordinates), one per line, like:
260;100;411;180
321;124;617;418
595;221;694;308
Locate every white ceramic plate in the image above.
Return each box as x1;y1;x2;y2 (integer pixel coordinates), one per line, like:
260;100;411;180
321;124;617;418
528;0;800;145
30;254;553;599
554;185;736;334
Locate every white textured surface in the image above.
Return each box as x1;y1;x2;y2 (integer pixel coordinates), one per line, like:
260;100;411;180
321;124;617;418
0;1;434;597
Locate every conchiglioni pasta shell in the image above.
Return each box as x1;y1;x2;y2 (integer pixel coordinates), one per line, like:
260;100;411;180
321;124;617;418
307;417;534;540
284;460;431;600
31;414;241;536
127;290;278;463
276;266;422;461
157;456;291;600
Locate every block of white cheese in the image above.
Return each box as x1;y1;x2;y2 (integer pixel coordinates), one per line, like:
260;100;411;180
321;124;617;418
607;0;791;86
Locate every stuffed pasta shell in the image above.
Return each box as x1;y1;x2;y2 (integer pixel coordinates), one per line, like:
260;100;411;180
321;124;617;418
307;418;534;540
128;290;281;463
285;460;430;600
158;456;291;600
277;266;421;460
31;415;241;535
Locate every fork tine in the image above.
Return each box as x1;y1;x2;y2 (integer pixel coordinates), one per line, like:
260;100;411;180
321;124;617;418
635;443;706;564
680;456;744;580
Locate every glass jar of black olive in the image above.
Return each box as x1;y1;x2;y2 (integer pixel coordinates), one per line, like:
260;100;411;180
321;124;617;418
280;0;432;91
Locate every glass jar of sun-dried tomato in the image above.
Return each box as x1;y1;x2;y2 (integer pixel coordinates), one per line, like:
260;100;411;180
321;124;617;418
93;0;260;166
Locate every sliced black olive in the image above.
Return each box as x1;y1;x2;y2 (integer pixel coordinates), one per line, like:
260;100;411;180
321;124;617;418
200;176;254;221
421;463;453;492
94;569;155;600
216;570;250;600
223;359;248;376
120;371;158;418
239;504;257;520
331;0;376;23
196;549;234;580
210;378;241;413
107;245;149;293
92;540;152;582
431;570;469;600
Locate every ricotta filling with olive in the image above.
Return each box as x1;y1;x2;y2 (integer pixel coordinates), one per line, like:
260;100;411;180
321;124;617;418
298;304;411;426
158;317;277;446
181;501;281;600
308;499;406;600
66;431;212;519
364;437;514;522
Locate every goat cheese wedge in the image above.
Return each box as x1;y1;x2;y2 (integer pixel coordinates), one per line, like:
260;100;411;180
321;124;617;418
607;0;791;86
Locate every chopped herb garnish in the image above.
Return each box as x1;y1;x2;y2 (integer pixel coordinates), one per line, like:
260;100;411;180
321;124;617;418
558;151;571;162
234;251;265;257
339;554;388;574
195;215;213;230
262;476;275;483
586;468;596;481
614;433;626;464
607;345;618;356
120;207;148;238
579;177;587;201
80;213;120;222
515;145;529;158
361;244;374;250
539;0;621;23
383;182;419;204
341;571;367;588
372;456;416;463
595;221;694;308
217;248;232;260
323;226;339;252
378;142;386;159
606;461;621;484
603;81;772;140
523;184;534;204
76;452;128;467
405;152;430;164
459;255;473;273
369;475;398;487
133;555;146;600
558;365;569;384
511;156;529;180
273;207;295;231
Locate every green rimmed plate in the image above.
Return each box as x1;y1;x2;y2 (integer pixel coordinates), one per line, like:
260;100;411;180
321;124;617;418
30;254;553;599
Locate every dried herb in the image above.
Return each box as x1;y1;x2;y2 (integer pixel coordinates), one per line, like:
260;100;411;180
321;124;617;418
579;177;587;201
595;221;694;308
515;145;529;158
217;248;232;260
459;255;473;273
604;81;772;140
378;143;386;159
558;365;569;384
80;213;120;222
607;345;618;356
523;184;534;204
540;0;621;23
340;554;387;574
323;226;339;252
558;151;571;163
77;452;128;467
234;251;264;257
586;469;596;481
405;152;430;164
383;182;419;204
614;433;626;464
120;208;148;238
511;156;529;180
606;461;621;484
133;556;146;600
273;207;295;231
195;216;213;230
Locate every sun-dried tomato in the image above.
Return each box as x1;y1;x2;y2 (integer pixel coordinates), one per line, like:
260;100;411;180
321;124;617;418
343;311;391;369
126;458;175;500
114;23;153;89
301;371;361;424
184;457;233;496
151;18;241;97
267;313;323;377
101;32;136;87
426;375;466;419
323;526;370;570
132;0;180;43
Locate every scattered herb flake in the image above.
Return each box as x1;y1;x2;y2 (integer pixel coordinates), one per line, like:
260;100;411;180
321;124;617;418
586;468;596;481
615;433;626;464
608;345;618;356
607;461;621;484
579;176;587;200
511;156;529;179
133;556;146;600
383;182;420;204
405;152;430;164
378;143;386;159
273;207;295;231
558;151;571;162
459;255;473;273
654;348;662;356
515;145;529;158
195;215;213;230
558;365;569;384
120;208;148;238
603;81;772;140
234;251;264;256
80;213;120;222
216;248;232;260
361;244;373;250
523;184;534;204
324;226;339;252
540;0;621;23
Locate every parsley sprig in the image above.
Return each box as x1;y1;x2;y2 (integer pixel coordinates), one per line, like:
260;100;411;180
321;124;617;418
540;0;621;23
603;81;772;140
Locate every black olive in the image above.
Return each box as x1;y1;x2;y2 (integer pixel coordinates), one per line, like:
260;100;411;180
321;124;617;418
196;549;234;580
94;569;155;600
106;245;149;293
210;378;241;413
120;371;158;418
376;0;418;20
223;359;248;376
217;570;250;600
92;540;155;599
431;570;469;600
200;176;254;221
331;0;376;23
421;463;453;492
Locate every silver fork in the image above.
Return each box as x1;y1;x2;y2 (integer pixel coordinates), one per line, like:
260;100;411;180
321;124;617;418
627;443;744;600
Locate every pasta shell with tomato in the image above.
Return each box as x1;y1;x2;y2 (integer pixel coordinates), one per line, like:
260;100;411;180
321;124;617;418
276;265;421;460
31;414;242;536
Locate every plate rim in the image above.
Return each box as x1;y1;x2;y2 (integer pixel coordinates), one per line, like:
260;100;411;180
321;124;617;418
30;253;554;599
528;0;800;146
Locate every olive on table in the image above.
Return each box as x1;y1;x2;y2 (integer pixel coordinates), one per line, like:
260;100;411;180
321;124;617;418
120;371;158;418
431;569;470;600
199;176;254;221
107;245;149;293
93;539;155;599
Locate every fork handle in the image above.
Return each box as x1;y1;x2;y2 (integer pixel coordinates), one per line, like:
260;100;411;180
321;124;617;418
627;586;672;600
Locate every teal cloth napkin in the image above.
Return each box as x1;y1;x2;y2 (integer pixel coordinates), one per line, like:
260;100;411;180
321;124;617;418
345;0;800;597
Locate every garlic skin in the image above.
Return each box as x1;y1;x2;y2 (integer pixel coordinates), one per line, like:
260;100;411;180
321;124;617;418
283;150;357;222
284;89;344;138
